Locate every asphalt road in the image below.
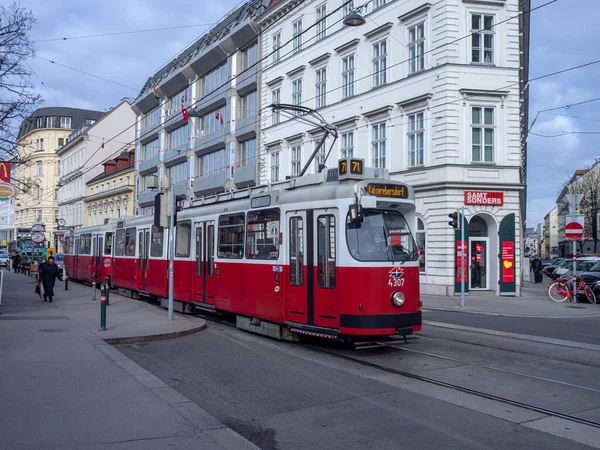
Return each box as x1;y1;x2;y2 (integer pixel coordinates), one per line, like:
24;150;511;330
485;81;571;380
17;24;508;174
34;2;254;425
118;323;595;450
423;310;600;345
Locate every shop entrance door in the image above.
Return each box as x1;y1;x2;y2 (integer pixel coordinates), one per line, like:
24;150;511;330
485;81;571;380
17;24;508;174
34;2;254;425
469;238;488;290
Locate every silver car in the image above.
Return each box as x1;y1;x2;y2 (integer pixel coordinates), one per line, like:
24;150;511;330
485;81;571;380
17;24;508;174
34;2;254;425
0;251;10;269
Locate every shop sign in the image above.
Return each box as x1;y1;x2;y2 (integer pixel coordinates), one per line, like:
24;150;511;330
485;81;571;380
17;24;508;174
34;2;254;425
464;191;504;206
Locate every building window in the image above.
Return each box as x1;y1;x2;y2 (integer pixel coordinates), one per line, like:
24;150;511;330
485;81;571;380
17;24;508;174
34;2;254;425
36;138;44;151
471;107;494;162
314;140;326;172
408;112;424;167
36;117;44;128
408;23;425;73
240;139;256;166
270;151;280;182
198;63;227;96
342;54;355;98
241;43;257;71
58;138;64;147
119;178;123;187
343;0;355;16
240;91;256;120
60;117;72;128
291;146;302;177
292;19;302;53
141;108;161;132
35;186;41;200
201;149;225;176
416;218;426;273
341;132;354;158
373;0;386;9
202;107;225;134
85;119;96;126
372;40;387;87
292;78;303;109
46;117;56;128
35;209;42;222
272;32;281;63
316;4;327;40
142;139;160;160
168;124;189;150
315;68;327;108
36;161;43;176
112;180;116;190
165;87;190;117
471;14;494;64
372;122;387;168
272;89;281;125
171;160;189;184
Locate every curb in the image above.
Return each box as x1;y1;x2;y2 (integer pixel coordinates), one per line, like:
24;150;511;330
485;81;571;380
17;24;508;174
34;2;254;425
422;305;600;319
102;322;207;345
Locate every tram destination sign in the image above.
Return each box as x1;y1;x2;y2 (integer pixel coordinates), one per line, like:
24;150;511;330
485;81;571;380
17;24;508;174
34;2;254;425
366;183;409;199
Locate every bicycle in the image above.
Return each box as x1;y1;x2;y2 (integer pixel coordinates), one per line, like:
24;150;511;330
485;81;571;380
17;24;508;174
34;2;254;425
547;276;596;304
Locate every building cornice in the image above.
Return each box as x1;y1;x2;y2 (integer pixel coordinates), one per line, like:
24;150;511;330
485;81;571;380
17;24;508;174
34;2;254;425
364;22;393;40
286;65;306;78
363;105;394;120
266;76;284;87
308;53;331;67
396;93;433;109
56;134;87;156
334;38;360;55
398;3;432;23
84;185;133;203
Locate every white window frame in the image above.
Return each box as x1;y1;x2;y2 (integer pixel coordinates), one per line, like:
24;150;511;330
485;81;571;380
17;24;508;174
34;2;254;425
342;54;355;99
407;112;425;167
293;19;303;53
36;161;43;176
272;88;281;125
372;122;387;168
416;218;427;274
36;118;44;128
272;32;281;63
270;151;280;182
372;40;387;87
470;13;494;64
341;132;354;158
471;106;495;163
343;0;355;16
60;117;72;129
292;78;303;109
408;22;425;73
373;0;386;10
315;67;327;108
316;4;327;41
314;139;326;172
291;145;302;177
46;117;56;128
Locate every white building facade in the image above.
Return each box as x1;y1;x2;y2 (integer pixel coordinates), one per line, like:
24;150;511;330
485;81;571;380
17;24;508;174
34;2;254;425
57;99;135;230
0;198;15;247
258;0;530;295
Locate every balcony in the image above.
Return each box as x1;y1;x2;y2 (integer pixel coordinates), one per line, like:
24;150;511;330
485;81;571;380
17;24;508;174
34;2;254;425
235;115;257;142
164;99;193;133
164;145;188;168
194;88;227;118
173;180;188;200
236;64;257;97
194;129;226;156
139;124;160;144
234;163;258;189
138;154;160;175
193;170;226;197
138;190;158;207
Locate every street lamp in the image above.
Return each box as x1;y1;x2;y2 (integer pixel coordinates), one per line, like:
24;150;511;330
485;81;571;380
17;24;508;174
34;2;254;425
343;12;366;27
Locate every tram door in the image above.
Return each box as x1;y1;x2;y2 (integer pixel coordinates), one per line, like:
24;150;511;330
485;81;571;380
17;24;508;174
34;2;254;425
91;235;103;278
194;221;216;303
73;237;80;278
286;210;338;328
136;228;150;291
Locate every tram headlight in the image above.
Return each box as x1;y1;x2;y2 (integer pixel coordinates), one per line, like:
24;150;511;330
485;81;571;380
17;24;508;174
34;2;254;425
391;291;405;307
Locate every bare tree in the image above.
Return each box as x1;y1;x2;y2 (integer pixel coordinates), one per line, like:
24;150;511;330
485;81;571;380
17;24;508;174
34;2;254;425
0;2;40;158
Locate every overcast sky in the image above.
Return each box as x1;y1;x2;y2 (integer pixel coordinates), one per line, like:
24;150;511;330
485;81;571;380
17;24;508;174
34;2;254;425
23;0;600;228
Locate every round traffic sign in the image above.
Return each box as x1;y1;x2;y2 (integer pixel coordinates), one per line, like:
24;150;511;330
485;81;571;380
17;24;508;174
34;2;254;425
31;232;45;244
565;222;584;241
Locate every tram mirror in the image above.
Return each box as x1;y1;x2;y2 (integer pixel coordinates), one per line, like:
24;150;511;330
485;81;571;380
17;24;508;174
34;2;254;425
348;203;364;227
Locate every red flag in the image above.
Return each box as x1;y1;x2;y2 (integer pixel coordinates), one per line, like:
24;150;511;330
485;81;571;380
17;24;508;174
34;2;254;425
152;86;159;100
215;110;223;125
181;102;189;121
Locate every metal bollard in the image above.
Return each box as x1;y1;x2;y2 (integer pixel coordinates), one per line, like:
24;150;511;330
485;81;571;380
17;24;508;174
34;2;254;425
100;283;106;331
64;269;69;290
105;275;110;306
92;273;97;301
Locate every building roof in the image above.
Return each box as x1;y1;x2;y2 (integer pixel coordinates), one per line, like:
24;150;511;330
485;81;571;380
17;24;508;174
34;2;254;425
86;150;135;185
135;0;266;101
17;107;103;140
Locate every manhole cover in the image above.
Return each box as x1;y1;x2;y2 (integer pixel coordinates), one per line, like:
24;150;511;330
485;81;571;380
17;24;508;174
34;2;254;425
38;328;69;333
565;305;586;309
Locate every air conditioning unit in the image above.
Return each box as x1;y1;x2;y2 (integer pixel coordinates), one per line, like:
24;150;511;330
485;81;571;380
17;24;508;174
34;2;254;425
146;175;158;189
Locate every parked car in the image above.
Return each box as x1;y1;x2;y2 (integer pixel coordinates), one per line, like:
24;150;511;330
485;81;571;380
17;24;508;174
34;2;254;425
554;257;600;278
0;251;9;269
543;258;566;277
580;260;600;297
546;259;570;279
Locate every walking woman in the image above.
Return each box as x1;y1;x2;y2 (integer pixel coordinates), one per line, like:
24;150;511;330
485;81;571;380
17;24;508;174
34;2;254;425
40;256;61;302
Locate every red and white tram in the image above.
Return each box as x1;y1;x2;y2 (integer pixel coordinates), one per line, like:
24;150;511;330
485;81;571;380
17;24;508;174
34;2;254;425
64;160;422;341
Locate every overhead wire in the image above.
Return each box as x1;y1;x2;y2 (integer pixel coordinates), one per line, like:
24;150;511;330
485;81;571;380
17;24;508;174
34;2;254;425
25;61;62;106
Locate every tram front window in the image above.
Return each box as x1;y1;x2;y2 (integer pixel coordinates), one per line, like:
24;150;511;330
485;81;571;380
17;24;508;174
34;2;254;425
346;210;418;262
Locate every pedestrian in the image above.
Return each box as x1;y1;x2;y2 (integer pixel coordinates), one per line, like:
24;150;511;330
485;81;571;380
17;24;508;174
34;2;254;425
532;256;543;284
39;256;62;303
12;253;19;274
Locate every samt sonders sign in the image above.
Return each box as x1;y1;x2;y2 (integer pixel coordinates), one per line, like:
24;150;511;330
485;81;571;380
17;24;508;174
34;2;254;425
464;191;504;206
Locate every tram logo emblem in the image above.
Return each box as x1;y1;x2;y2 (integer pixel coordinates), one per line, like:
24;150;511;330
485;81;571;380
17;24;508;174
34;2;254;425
388;267;405;287
389;267;404;278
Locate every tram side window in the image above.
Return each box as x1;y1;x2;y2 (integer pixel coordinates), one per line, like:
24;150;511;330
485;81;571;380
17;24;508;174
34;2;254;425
115;229;126;256
80;234;91;255
151;225;164;257
65;237;73;255
218;213;245;259
104;232;113;255
289;217;304;286
317;215;336;288
125;228;136;256
246;208;280;260
176;222;191;257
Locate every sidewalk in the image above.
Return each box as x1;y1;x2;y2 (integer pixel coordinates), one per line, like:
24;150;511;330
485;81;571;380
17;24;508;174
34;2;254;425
0;270;258;449
422;280;600;318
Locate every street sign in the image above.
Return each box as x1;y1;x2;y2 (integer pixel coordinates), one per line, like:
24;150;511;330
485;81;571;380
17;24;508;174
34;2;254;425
565;221;584;241
31;232;45;244
30;224;45;233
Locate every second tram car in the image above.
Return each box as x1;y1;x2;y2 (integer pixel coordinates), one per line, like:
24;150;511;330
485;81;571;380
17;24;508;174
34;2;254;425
64;160;422;341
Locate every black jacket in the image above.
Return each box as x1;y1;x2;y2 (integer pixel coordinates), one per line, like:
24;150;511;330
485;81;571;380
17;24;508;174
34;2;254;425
40;263;60;287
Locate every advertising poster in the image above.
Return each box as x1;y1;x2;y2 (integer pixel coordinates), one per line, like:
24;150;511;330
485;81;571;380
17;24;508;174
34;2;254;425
501;241;515;283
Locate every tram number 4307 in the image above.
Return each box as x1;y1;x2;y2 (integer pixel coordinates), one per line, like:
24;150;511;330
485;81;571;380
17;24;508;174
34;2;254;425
388;278;405;287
